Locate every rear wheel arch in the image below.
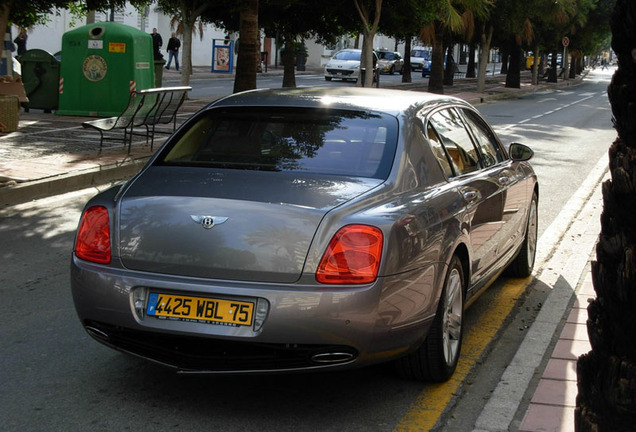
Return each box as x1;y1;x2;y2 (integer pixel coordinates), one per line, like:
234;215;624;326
451;243;470;296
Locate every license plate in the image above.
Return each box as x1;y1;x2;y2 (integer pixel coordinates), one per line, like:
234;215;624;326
146;293;254;327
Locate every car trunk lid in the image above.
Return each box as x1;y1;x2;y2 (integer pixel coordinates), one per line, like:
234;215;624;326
117;167;382;283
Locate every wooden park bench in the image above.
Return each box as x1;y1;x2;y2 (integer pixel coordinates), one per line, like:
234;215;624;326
82;86;191;153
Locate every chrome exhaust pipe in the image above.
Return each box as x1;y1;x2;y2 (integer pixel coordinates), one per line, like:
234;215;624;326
311;352;355;364
85;326;110;341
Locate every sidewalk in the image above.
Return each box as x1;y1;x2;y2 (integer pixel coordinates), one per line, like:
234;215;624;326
0;66;596;432
0;67;585;207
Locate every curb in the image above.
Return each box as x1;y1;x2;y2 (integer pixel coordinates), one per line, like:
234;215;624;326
0;158;148;207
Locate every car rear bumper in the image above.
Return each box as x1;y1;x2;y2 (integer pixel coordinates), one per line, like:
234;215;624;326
71;257;438;373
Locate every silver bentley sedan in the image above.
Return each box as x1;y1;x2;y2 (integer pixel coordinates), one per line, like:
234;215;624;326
71;87;538;382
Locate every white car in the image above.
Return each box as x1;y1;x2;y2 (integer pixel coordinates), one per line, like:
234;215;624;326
324;49;378;82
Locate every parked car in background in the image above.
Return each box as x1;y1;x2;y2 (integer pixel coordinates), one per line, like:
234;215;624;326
324;48;378;82
72;87;538;382
376;50;404;75
411;46;432;75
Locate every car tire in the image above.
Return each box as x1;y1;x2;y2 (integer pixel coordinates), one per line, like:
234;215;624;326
395;256;465;382
389;66;395;75
506;191;538;277
325;77;332;81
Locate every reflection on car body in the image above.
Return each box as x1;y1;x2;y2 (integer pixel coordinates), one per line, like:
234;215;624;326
72;87;538;382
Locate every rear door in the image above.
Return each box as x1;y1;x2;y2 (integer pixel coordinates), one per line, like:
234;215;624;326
427;108;508;286
459;108;529;261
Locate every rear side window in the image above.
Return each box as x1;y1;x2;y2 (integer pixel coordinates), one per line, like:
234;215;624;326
460;109;506;167
157;107;399;180
429;109;481;175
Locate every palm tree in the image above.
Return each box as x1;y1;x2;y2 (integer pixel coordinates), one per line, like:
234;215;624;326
156;0;210;87
575;0;636;430
420;0;492;94
233;0;259;93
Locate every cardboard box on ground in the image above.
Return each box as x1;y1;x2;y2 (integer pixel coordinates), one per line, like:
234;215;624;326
0;75;28;133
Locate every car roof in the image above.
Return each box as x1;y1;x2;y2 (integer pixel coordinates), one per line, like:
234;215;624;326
209;87;467;118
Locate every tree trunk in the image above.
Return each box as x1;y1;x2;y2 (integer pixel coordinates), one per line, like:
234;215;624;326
500;49;509;74
359;31;376;87
569;53;577;79
477;25;493;92
443;43;455;86
547;50;558;82
233;0;259;94
353;0;382;88
466;42;476;78
402;36;412;83
505;41;521;89
180;21;193;87
428;21;445;94
0;1;11;63
531;44;540;85
281;33;296;88
575;0;636;430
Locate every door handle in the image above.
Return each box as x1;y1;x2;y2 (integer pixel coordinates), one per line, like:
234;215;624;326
463;191;479;202
498;176;511;185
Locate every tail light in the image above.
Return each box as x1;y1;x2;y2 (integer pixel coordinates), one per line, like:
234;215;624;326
316;225;383;284
75;206;111;264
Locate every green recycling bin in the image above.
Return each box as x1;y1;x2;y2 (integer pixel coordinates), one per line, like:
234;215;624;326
17;49;60;111
57;22;155;117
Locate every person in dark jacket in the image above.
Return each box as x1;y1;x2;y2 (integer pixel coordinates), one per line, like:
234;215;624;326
150;28;163;60
165;33;181;71
14;28;27;56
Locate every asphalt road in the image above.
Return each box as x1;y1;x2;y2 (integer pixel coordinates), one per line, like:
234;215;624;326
0;69;614;431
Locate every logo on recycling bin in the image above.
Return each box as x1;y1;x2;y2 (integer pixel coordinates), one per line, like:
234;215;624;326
82;55;108;82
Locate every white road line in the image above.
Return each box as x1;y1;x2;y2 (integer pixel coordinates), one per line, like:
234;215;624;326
501;94;596;130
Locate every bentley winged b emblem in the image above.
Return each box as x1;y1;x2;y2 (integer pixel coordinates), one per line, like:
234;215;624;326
190;215;229;230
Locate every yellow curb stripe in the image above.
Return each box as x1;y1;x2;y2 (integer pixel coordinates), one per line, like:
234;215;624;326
394;277;529;431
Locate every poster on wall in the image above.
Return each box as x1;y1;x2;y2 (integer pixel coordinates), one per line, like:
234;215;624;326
212;39;234;73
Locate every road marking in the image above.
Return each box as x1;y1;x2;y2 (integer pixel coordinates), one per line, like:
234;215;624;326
395;153;608;432
501;94;596;130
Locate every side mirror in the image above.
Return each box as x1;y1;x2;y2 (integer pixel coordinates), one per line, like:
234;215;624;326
509;143;534;161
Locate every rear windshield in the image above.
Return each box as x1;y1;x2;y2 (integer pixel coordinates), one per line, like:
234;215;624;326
157;107;398;179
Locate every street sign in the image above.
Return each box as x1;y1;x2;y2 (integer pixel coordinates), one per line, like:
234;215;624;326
562;37;570;47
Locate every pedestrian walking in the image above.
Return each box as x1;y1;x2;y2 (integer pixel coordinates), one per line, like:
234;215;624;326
165;32;181;71
14;28;27;56
150;28;163;60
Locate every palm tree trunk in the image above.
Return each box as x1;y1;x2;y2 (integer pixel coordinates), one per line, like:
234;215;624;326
547;50;558;83
402;36;412;83
575;0;636;430
233;0;259;94
505;40;521;89
428;21;445;94
466;42;476;78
